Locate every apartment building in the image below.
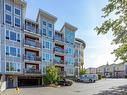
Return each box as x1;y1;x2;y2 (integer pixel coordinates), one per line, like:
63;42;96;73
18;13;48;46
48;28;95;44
87;63;127;78
0;0;85;91
86;68;96;74
74;38;86;77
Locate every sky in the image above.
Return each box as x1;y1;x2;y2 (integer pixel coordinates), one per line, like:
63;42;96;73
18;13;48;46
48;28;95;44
25;0;119;68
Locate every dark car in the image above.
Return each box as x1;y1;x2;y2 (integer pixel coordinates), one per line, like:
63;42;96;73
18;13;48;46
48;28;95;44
58;79;73;86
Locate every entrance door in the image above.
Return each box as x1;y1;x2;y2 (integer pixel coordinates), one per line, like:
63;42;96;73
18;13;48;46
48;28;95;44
7;78;14;88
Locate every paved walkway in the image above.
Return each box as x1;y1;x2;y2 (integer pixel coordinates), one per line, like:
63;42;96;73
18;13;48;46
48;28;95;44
1;79;127;95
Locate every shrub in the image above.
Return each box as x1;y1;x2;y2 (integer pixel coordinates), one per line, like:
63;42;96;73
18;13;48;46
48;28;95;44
98;75;102;80
44;65;60;85
79;68;86;75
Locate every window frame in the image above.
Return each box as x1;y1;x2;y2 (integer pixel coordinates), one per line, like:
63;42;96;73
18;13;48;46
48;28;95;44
6;62;21;72
14;17;21;27
14;7;21;16
5;13;12;24
10;31;17;41
5;3;12;13
48;23;52;28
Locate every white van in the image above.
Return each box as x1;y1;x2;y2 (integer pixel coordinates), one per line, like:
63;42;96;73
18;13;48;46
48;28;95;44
79;74;98;83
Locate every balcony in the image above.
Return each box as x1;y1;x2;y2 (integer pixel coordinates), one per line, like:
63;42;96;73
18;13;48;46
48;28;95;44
24;25;41;35
54;36;64;42
24;39;41;49
54;60;65;67
54;47;64;54
24;55;41;62
24;68;41;74
74;62;80;67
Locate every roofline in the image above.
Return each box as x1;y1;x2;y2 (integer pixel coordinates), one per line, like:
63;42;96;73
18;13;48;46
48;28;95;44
14;0;27;7
25;18;39;25
75;38;86;48
36;9;57;23
65;22;77;31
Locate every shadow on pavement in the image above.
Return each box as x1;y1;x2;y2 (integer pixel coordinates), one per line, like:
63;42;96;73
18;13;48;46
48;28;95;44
93;85;127;95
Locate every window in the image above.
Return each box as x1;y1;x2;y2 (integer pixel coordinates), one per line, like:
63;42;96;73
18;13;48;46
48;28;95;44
48;23;52;28
43;21;46;26
43;53;52;62
6;46;9;55
43;53;46;60
6;30;20;42
5;14;11;24
6;62;9;71
49;43;52;49
15;17;20;27
10;47;16;56
46;42;49;49
17;33;20;42
15;8;20;16
10;31;16;41
66;58;74;64
6;62;21;72
5;4;11;12
10;62;16;71
66;48;73;55
43;40;52;50
6;30;9;39
17;49;20;57
43;67;46;74
48;31;52;37
43;28;46;36
6;46;20;57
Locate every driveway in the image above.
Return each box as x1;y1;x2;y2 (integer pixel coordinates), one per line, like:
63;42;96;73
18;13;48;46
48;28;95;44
1;79;127;95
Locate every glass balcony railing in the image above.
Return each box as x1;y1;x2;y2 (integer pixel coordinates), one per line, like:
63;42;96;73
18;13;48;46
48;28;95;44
24;55;41;61
54;47;64;53
24;68;41;74
24;40;41;48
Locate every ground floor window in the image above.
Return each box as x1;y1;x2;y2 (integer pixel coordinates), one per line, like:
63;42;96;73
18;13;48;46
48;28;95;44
6;62;21;72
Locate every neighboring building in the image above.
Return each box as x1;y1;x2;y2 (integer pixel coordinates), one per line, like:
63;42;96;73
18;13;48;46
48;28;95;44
74;38;86;77
86;68;96;74
104;64;115;78
88;63;127;78
0;0;85;91
114;63;126;78
96;65;106;77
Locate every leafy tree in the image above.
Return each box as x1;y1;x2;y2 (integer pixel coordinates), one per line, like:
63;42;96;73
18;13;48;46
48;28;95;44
79;68;86;75
44;65;60;85
95;0;127;63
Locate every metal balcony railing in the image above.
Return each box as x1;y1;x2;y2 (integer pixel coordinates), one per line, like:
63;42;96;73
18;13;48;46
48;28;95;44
54;36;64;42
24;40;41;48
24;55;41;61
24;68;41;74
24;25;41;35
54;47;64;53
53;60;64;64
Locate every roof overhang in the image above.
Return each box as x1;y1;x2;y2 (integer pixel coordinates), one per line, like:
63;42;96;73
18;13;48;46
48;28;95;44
75;38;86;48
63;22;77;32
37;9;57;23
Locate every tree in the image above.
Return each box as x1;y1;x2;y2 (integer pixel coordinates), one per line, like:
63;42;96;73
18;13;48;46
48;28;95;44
43;65;60;85
95;0;127;63
79;68;86;75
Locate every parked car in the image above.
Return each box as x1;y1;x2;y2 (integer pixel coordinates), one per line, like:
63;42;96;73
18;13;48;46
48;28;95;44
77;74;98;83
58;78;73;86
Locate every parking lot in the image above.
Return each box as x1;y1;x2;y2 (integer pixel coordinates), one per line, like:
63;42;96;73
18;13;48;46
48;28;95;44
1;79;127;95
